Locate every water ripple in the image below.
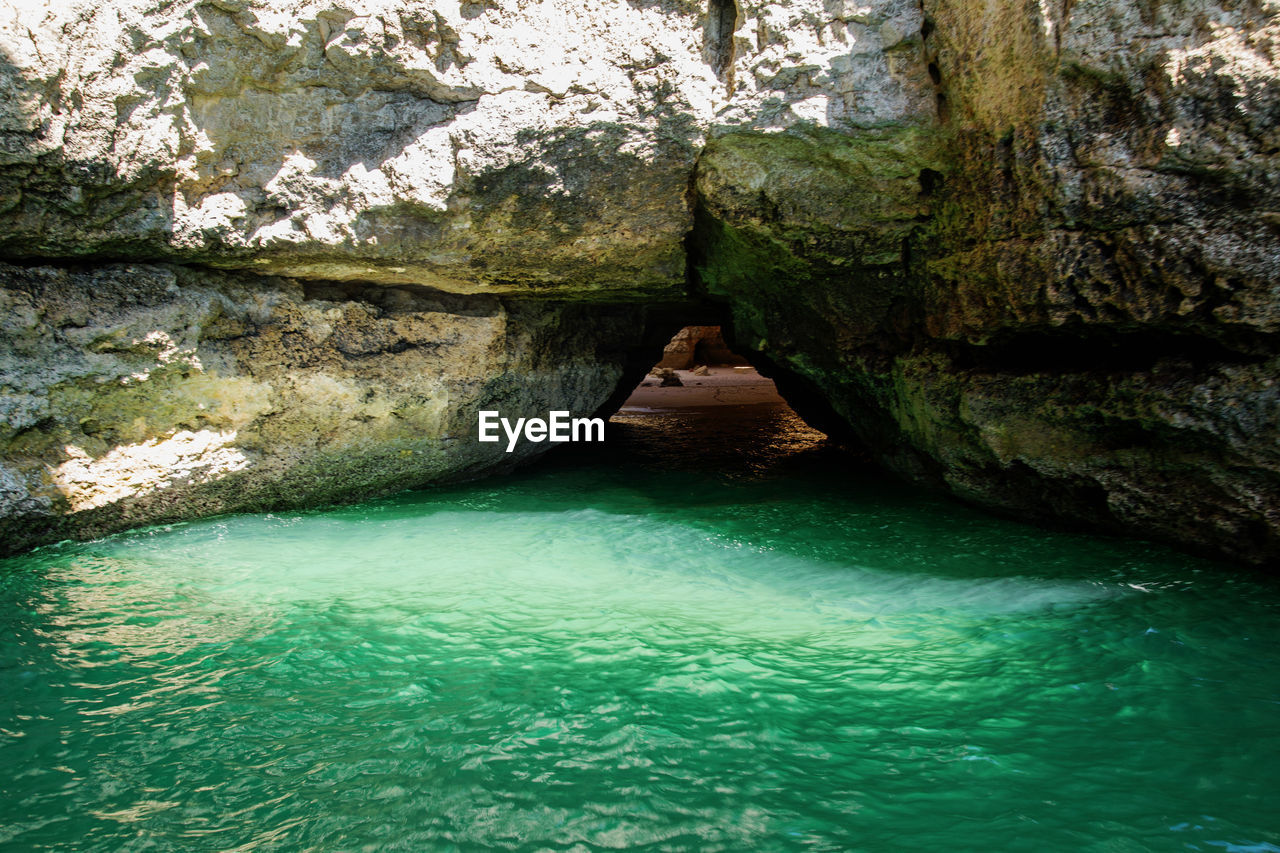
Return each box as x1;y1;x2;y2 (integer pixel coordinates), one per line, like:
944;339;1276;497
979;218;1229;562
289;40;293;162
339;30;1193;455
2;406;1279;851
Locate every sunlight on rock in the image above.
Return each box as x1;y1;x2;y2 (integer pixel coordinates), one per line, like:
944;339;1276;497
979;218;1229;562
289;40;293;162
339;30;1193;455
54;430;250;511
120;330;204;384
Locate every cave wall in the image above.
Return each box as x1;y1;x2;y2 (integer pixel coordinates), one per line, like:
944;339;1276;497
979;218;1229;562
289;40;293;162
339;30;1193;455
0;262;650;554
0;0;930;551
693;0;1280;564
0;0;1278;564
0;0;930;296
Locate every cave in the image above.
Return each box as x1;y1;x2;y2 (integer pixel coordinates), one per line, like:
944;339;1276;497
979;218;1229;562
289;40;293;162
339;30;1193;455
4;0;1280;844
571;322;873;478
620;325;784;408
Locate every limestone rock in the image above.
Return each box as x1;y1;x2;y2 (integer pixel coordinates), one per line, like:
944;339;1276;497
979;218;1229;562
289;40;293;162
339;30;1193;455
2;0;1280;567
650;366;683;387
655;324;746;369
0;0;932;296
693;0;1280;564
0;261;646;554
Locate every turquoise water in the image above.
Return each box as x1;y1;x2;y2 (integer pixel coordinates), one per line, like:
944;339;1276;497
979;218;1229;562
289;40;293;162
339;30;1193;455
2;405;1279;852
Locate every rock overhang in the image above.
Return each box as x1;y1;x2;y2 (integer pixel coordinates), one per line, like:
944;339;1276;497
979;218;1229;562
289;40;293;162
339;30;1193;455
1;0;1280;566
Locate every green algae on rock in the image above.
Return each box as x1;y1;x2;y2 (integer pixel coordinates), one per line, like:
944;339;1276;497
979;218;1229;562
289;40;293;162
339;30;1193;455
0;262;654;555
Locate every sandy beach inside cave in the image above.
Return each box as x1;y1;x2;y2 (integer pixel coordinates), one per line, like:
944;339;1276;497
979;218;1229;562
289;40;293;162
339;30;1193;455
619;366;784;410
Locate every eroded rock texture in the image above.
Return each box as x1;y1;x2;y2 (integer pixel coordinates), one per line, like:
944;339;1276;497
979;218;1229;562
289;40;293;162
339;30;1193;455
1;0;1278;564
696;0;1280;564
655;325;747;368
0;262;646;552
0;0;930;551
0;0;929;296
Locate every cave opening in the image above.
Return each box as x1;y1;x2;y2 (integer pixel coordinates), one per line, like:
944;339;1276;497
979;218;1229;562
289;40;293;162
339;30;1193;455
619;325;776;408
591;324;863;478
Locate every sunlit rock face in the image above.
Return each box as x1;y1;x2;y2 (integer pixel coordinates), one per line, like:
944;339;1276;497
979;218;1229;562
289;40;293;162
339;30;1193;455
0;0;931;297
0;0;934;551
655;325;746;369
0;262;648;554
